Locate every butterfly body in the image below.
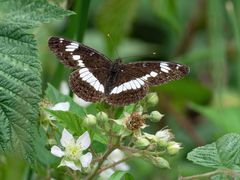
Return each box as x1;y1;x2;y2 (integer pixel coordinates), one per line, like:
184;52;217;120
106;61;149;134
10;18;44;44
48;37;189;106
106;59;123;95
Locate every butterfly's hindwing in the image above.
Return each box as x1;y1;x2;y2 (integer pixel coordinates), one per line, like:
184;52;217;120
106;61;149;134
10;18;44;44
70;70;105;102
106;67;149;105
105;61;189;105
123;61;189;86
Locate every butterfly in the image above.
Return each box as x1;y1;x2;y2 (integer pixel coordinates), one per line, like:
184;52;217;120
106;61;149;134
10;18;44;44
48;37;189;106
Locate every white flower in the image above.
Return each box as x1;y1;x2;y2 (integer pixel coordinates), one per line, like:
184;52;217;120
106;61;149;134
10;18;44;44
51;129;92;171
100;149;129;179
60;81;70;95
73;94;92;107
50;102;70;111
167;141;182;155
155;129;174;142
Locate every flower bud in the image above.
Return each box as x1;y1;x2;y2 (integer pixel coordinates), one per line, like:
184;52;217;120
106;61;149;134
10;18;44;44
83;114;97;127
149;111;164;122
146;93;159;107
135;137;150;149
96;111;108;122
153;157;170;169
143;132;157;142
47;138;57;146
156;129;174;147
167;141;182;155
135;105;144;113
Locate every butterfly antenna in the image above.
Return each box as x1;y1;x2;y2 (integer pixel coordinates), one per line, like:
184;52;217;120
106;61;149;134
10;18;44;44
107;33;121;60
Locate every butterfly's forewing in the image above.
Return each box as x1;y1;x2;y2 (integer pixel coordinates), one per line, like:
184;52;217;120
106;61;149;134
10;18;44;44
48;37;111;102
70;70;106;102
48;37;111;69
106;61;189;105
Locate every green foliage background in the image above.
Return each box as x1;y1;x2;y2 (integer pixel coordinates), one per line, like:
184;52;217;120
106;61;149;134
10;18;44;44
0;0;240;179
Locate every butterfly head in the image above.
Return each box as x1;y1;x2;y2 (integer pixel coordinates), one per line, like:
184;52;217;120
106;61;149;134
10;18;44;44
116;58;122;64
110;58;122;72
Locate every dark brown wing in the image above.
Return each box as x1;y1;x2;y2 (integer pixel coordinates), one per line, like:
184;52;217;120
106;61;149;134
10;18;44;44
106;61;189;106
69;69;106;102
48;36;111;69
125;61;189;85
48;37;112;102
105;69;149;105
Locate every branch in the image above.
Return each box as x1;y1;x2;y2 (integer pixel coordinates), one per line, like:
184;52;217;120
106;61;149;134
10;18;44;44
119;146;165;156
174;0;206;57
178;169;240;180
85;136;120;180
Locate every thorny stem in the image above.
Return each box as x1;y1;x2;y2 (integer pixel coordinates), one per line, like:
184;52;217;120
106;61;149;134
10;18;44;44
97;156;131;174
85;137;120;180
178;169;240;180
119;146;165;156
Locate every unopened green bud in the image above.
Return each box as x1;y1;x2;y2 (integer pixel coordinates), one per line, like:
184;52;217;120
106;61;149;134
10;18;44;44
96;111;108;122
153;157;170;169
167;141;182;155
149;111;164;122
135;105;144;113
83;114;97;127
146;93;159;107
48;138;56;146
135;137;150;149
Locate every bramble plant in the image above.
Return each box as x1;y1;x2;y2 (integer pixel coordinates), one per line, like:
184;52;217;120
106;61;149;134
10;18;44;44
1;0;240;180
43;84;181;179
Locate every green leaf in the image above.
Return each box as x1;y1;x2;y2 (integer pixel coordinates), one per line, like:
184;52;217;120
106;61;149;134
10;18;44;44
0;24;41;162
46;109;83;135
109;171;134;180
0;0;74;28
34;127;56;166
97;0;138;55
187;133;240;169
0;0;73;162
216;133;240;167
190;103;240;133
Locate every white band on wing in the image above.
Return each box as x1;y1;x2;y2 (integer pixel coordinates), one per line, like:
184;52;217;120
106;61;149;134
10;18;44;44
110;71;158;94
79;67;104;93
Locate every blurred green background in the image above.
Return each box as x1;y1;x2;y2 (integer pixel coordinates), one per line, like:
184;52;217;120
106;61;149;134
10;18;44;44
1;0;240;179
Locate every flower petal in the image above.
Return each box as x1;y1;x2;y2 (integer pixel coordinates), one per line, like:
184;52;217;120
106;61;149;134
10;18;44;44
116;162;130;171
60;81;70;95
76;131;91;150
73;94;91;107
80;152;92;168
64;160;81;171
108;149;124;162
100;168;115;179
51;102;70;111
60;129;74;147
51;145;64;157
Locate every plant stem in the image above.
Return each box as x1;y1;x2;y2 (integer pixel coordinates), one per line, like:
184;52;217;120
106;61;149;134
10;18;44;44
119;146;164;156
85;145;117;180
179;169;240;180
76;0;91;42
